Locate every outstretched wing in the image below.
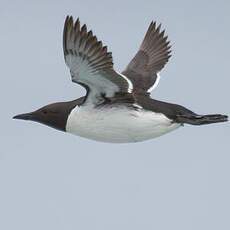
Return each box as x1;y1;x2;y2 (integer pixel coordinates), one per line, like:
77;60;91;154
63;16;133;105
122;21;171;95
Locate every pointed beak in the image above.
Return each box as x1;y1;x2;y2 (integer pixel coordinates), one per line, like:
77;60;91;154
13;112;34;121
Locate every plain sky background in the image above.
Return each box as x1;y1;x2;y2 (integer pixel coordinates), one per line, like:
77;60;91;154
0;0;229;230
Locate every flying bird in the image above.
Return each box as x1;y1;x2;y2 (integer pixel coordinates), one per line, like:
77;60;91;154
13;16;228;143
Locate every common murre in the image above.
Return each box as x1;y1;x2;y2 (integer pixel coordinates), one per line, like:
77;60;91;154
13;16;228;143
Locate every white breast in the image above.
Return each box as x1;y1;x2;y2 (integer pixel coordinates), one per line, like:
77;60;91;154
66;105;181;143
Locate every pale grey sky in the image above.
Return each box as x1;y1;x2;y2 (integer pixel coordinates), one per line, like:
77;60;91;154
0;0;229;230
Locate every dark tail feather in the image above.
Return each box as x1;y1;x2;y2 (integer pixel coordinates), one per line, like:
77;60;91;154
176;114;228;125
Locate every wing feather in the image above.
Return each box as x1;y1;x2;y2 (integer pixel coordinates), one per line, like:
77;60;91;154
63;16;133;104
122;21;171;95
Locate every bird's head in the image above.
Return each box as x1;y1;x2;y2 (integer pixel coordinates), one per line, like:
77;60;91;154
13;100;77;131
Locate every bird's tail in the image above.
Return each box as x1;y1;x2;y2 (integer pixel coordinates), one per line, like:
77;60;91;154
176;114;228;125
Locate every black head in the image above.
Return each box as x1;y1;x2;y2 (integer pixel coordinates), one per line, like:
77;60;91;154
13;100;79;131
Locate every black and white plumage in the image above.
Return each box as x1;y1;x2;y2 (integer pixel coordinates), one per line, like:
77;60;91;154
13;16;228;143
63;16;133;105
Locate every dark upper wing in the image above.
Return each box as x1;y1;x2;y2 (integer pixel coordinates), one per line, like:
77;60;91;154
63;16;133;105
122;22;171;95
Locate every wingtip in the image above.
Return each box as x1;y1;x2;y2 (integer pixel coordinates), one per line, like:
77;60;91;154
81;24;87;32
150;21;156;29
149;21;155;27
65;15;80;26
68;15;73;23
75;17;80;26
87;30;93;37
64;15;70;26
156;23;162;33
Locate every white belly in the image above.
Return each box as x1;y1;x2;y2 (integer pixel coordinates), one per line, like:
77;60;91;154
66;105;181;143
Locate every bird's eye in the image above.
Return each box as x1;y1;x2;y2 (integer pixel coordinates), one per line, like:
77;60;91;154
43;110;48;114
